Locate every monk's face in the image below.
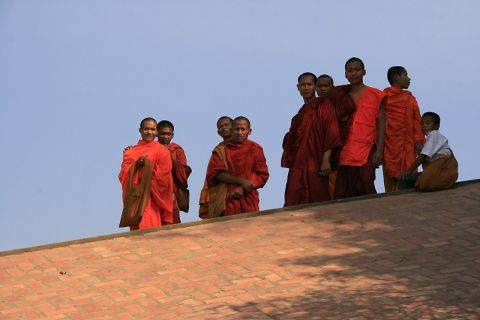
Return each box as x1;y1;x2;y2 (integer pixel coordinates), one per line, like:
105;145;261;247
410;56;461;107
396;71;411;89
345;61;366;85
139;120;158;142
217;118;233;141
157;127;174;146
232;119;251;143
315;78;334;98
297;75;316;101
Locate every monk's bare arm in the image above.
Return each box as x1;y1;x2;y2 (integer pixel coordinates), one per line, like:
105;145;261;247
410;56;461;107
412;99;425;152
373;101;386;167
319;150;332;176
216;172;255;192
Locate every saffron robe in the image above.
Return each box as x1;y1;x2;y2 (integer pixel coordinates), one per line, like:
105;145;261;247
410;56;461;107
168;142;192;223
383;86;425;191
119;140;173;230
199;142;225;219
281;97;341;206
206;140;269;216
332;86;386;199
339;87;385;167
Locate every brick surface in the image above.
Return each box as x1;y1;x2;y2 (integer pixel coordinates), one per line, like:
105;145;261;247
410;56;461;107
1;182;480;319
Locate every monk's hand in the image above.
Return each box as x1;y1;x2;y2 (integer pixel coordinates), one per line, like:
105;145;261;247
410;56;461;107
372;149;384;168
239;179;255;192
229;186;244;199
319;159;332;176
136;155;148;168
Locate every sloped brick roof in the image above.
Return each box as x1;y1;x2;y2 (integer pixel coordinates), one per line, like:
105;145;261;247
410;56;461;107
1;181;480;319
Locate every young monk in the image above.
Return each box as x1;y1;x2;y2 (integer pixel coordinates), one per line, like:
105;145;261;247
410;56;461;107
297;72;317;103
398;112;458;190
331;57;386;199
383;66;425;192
315;74;338;198
157;120;192;224
119;117;173;230
315;74;335;98
206;116;269;216
199;116;233;219
282;73;341;206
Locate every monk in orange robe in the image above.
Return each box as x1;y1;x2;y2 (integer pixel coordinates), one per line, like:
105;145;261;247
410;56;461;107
157;120;192;224
206;116;269;216
119;117;173;230
332;57;386;199
199;116;233;219
282;73;341;206
383;66;425;192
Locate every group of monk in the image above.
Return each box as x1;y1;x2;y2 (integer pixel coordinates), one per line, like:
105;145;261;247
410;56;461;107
119;116;269;230
282;56;458;207
119;56;458;231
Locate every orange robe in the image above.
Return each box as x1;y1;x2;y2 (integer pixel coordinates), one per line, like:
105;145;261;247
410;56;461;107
206;140;269;216
383;86;425;191
167;142;192;224
119;140;173;230
281;97;341;206
333;87;386;199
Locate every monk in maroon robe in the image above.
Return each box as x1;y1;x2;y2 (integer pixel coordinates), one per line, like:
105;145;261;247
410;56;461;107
206;116;269;216
157;120;192;224
281;95;341;206
199;116;233;219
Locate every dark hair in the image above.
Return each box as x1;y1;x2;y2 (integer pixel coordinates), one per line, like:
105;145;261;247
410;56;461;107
318;74;334;85
345;57;365;70
422;112;441;125
217;116;233;128
298;72;317;84
387;66;407;85
157;120;174;131
140;117;157;128
233;116;251;128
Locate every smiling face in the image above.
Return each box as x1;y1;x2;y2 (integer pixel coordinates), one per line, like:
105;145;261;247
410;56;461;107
232;119;251;143
345;61;366;85
297;74;316;101
139;120;158;142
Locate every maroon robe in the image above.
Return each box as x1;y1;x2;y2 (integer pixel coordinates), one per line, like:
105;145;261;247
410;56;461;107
167;142;192;223
281;97;341;206
206;140;269;216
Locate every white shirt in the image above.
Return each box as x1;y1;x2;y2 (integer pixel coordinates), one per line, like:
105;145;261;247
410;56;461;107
421;130;452;162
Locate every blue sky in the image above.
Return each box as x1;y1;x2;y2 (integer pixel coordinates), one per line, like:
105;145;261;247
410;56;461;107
1;1;479;251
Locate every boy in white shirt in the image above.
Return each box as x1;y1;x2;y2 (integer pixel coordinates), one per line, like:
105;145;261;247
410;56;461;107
398;112;458;190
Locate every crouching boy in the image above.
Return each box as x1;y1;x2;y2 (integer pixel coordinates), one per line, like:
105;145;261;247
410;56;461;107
398;112;458;190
